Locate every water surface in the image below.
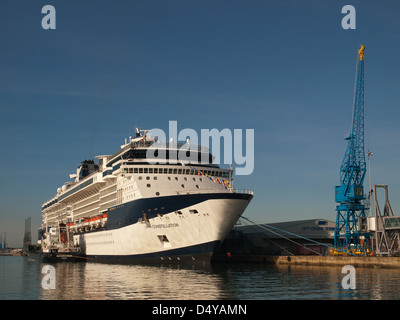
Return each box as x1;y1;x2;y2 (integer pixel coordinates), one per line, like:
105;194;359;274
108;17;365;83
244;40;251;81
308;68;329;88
1;255;400;300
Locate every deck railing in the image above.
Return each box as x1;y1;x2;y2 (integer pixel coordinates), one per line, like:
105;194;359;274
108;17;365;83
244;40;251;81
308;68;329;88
234;189;254;196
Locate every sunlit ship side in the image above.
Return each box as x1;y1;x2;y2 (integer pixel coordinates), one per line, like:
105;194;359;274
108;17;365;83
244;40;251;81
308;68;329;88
39;129;253;264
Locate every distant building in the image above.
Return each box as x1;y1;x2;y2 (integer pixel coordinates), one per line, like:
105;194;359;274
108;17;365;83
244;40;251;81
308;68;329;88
23;217;32;251
216;219;335;257
0;232;6;250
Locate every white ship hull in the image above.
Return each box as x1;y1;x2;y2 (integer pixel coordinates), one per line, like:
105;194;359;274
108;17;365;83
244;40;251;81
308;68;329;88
75;195;251;264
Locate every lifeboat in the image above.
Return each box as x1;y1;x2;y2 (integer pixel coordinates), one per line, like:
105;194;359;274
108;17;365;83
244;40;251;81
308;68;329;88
101;212;108;227
84;218;90;231
67;222;76;233
95;215;102;228
89;216;96;230
60;231;68;243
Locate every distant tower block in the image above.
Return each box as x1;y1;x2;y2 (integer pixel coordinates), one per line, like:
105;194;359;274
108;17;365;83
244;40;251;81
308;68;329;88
23;217;32;250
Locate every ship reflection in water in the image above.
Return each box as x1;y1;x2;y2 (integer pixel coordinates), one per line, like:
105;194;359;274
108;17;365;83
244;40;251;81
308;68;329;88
36;260;400;300
39;262;237;300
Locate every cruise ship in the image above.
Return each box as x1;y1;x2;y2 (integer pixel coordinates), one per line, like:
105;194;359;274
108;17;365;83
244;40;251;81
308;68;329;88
39;129;253;264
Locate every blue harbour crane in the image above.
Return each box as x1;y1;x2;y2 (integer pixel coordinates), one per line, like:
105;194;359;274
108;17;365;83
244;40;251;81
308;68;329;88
334;45;370;253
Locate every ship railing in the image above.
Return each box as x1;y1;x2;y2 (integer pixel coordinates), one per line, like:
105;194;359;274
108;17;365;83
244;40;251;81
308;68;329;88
145;141;210;152
58;247;80;253
233;189;254;196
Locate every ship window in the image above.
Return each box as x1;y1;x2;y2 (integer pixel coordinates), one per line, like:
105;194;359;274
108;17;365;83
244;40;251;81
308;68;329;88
178;169;182;174
184;177;187;181
154;168;158;174
196;185;199;189
156;192;160;196
139;168;143;173
181;184;185;188
199;178;203;181
168;169;172;174
134;168;138;173
147;184;151;187
193;178;196;181
144;168;148;173
168;177;171;180
149;168;153;174
173;169;177;174
185;169;190;175
129;168;133;173
175;177;178;181
154;176;157;180
146;176;150;180
138;176;142;180
176;211;183;215
189;209;199;214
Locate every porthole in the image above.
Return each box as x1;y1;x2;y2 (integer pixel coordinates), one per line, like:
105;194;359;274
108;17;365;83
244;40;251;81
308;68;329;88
154;176;157;180
175;177;179;181
156;192;160;196
146;176;150;180
181;184;185;188
147;184;151;187
138;176;142;180
196;185;199;189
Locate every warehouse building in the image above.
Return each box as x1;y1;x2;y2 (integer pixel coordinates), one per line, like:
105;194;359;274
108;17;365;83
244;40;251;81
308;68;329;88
216;218;335;257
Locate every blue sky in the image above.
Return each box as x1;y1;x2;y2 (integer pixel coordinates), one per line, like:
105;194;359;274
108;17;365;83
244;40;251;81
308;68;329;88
1;0;400;247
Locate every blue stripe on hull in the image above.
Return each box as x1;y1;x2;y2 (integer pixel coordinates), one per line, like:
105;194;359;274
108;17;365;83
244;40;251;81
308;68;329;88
106;192;253;231
85;240;220;265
